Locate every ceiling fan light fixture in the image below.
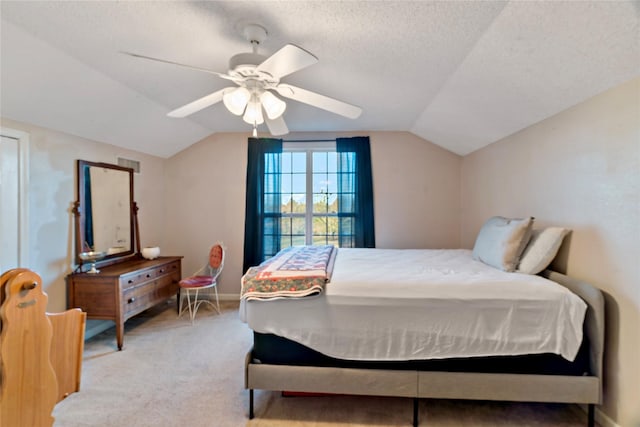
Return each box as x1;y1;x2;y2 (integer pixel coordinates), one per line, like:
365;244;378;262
260;91;286;120
223;87;250;115
243;97;264;125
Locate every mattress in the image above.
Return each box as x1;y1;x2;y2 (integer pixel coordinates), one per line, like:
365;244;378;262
239;248;587;362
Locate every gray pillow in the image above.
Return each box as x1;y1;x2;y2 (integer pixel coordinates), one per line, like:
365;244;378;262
517;227;570;274
472;216;534;272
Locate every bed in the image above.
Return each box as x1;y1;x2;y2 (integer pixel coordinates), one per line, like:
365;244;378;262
240;219;604;427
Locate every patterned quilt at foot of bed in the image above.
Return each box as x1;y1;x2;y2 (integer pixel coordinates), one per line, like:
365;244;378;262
241;245;337;301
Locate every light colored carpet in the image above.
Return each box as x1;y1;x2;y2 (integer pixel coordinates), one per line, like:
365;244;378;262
52;300;594;427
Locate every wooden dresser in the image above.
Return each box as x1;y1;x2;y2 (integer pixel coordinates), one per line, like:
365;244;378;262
68;256;182;350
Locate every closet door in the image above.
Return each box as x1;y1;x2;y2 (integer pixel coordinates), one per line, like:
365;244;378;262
0;135;19;272
0;130;28;272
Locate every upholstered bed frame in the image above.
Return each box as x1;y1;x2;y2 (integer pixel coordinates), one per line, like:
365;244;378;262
244;270;604;427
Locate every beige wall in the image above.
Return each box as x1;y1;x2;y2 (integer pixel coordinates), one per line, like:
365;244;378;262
0;117;167;312
461;77;640;427
164;131;462;296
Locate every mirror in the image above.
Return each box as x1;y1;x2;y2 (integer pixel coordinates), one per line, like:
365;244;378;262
74;160;136;266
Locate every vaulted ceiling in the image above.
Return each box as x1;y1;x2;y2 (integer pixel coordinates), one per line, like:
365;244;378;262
1;1;638;158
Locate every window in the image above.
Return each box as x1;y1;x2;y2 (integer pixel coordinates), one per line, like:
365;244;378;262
275;142;355;252
243;136;374;271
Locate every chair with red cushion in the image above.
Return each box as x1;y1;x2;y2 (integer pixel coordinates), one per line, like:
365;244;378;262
178;242;224;323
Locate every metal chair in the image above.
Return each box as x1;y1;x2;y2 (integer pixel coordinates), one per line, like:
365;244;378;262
178;242;224;323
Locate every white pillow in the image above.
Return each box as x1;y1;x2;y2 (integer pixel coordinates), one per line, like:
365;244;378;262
517;227;570;274
472;216;534;272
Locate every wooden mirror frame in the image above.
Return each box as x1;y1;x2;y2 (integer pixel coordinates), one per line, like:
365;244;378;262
73;160;140;268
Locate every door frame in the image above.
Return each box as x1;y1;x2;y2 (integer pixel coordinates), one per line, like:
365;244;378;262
0;127;30;267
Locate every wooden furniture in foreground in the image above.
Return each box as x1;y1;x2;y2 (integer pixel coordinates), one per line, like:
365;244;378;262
0;268;86;427
67;256;182;350
48;309;87;401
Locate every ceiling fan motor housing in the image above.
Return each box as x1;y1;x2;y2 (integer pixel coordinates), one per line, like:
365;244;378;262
229;52;267;73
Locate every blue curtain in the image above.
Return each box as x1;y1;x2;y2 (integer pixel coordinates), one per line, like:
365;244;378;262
243;137;283;272
336;136;375;248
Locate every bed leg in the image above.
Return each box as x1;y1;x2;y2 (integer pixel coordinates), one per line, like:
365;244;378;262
249;389;254;419
587;404;594;427
413;397;419;427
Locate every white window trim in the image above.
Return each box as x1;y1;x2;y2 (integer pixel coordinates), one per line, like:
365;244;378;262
0;127;30;267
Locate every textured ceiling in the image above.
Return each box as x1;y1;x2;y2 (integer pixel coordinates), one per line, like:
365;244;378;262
1;1;638;158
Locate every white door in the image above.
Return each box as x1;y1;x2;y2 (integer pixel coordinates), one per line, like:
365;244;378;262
0;130;29;271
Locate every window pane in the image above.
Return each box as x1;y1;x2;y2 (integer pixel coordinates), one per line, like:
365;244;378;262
281;152;292;173
264;193;280;213
292;173;306;193
327;236;339;247
313;173;330;193
312;235;327;245
328;152;337;173
313;216;328;235
328;193;338;213
339;216;354;235
292;152;306;173
291;194;306;213
264;173;279;193
338;172;355;193
280;195;291;213
280;235;292;249
281;174;292;194
263;236;278;256
292;217;306;234
313;152;327;172
338;192;355;213
292;235;306;246
327;216;338;236
280;217;291;234
264;217;278;234
313;194;328;213
327;173;337;194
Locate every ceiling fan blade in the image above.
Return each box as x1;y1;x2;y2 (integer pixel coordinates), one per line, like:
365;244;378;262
167;88;230;118
264;114;289;136
121;51;235;81
256;44;318;79
276;84;362;119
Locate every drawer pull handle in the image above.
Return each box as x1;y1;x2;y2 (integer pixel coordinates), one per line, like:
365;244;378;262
159;269;164;273
127;297;136;304
146;274;151;278
128;280;133;284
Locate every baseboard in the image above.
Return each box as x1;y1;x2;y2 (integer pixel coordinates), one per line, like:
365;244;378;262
574;404;621;427
219;293;240;301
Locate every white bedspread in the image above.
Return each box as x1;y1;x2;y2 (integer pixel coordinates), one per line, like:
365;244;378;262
239;248;587;361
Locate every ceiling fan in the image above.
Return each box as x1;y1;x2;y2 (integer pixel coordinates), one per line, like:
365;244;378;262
122;24;362;136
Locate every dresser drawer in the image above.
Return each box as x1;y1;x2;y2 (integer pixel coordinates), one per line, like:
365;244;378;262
121;270;153;289
122;281;157;314
155;261;180;278
120;261;178;290
122;271;180;316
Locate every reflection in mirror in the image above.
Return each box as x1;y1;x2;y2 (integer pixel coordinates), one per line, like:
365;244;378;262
87;167;130;253
76;160;135;266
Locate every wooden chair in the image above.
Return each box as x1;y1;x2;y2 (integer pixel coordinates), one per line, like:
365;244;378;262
0;268;86;427
47;309;86;402
178;242;225;323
